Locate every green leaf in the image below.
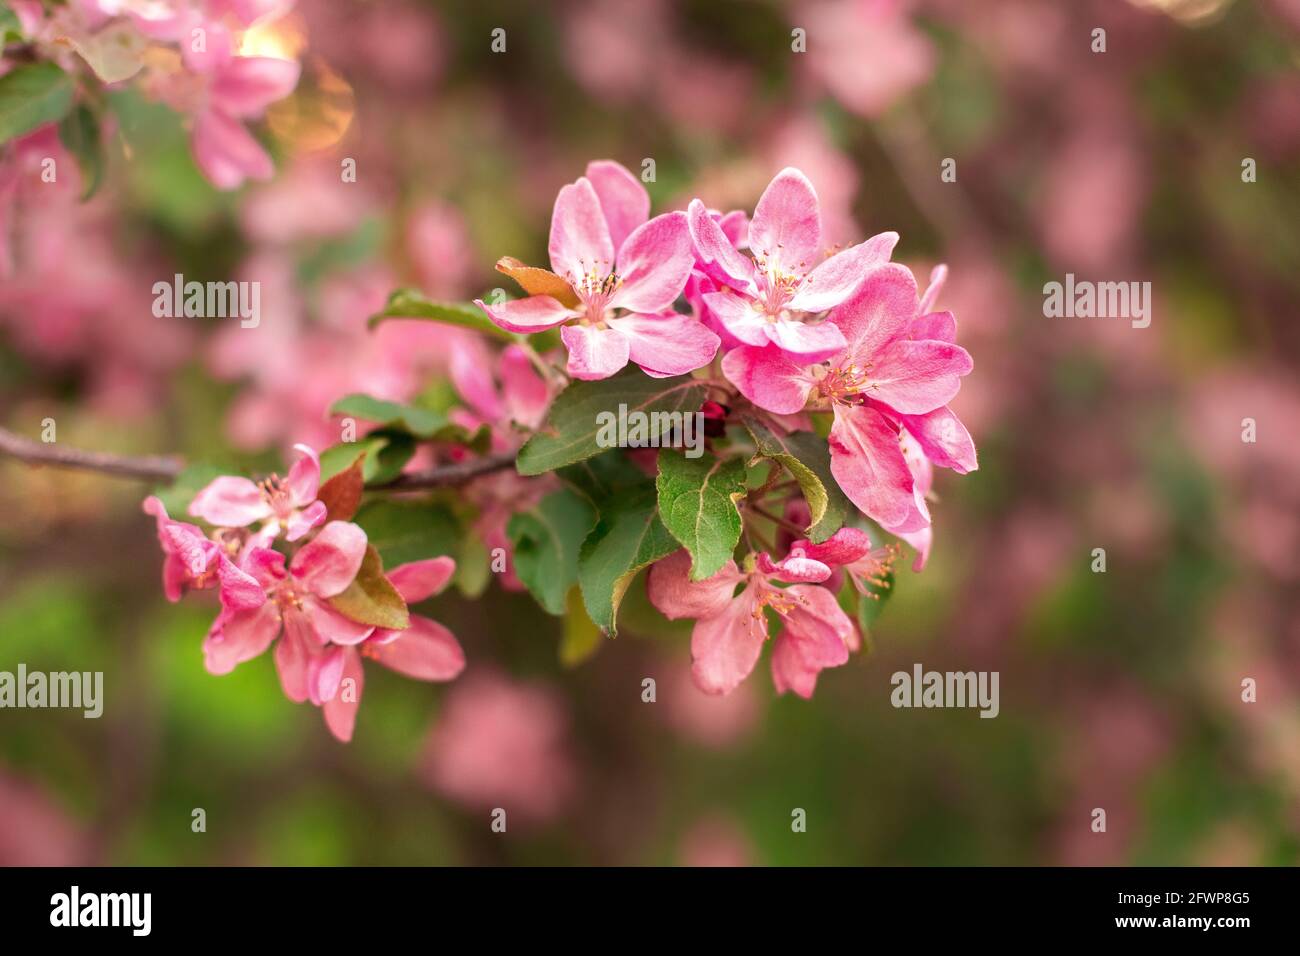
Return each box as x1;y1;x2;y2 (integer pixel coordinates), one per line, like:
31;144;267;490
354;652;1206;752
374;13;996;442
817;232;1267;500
452;533;491;598
507;488;597;615
577;483;678;635
57;104;103;200
655;449;747;580
742;416;850;544
328;545;409;630
367;289;514;342
517;367;705;476
0;62;74;144
319;437;387;483
329;394;449;438
366;430;416;484
558;449;651;505
353;500;460;568
1;5;25;44
560;586;603;667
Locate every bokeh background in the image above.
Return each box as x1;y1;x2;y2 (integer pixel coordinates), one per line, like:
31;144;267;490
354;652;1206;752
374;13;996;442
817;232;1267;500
2;0;1300;865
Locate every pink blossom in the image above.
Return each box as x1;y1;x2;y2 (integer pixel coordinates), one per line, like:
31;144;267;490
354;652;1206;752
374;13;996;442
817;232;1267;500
689;167;898;361
420;672;575;822
476;160;717;380
142;495;265;606
201;520;373;680
188;443;326;541
791;526;898;598
183;24;300;190
322;557;466;742
798;0;934;118
0;770;91;866
723;262;974;537
449;340;551;445
647;548;855;698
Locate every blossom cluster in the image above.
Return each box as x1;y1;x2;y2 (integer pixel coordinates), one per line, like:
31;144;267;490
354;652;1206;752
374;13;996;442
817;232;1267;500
143;443;464;742
477;161;977;697
7;0;300;189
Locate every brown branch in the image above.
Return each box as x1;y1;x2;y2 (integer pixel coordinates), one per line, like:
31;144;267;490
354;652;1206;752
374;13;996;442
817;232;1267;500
370;450;518;490
0;424;518;489
0;425;183;482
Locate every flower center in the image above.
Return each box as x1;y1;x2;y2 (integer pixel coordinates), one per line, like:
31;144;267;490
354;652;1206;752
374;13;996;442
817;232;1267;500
257;474;295;519
817;363;873;404
568;262;622;325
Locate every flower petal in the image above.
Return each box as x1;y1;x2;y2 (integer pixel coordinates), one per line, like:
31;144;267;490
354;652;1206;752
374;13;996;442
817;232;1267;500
386;557;456;604
203;602;280;675
606;311;720;377
701;290;770;347
290;520;367;597
560;323;631;380
792;527;876;566
217;555;267;611
866;339;973;415
191;108;274;190
647;549;741;620
611;211;694;315
688;199;757;293
308;644;347;705
500;344;550;428
756;550;832;583
209;55;301;119
785;231;898;313
585;159;649;251
899;405;978;474
825;262;917;364
475;294;575;334
762;317;847;361
304;595;375;645
749;168;822;278
549;177;616;282
910;310;957;343
322;646;364;742
720;345;815;415
691;580;768;695
367;615;466;681
285;443;321;506
285;500;327;542
188;475;271;527
828;403;930;533
770;584;853;698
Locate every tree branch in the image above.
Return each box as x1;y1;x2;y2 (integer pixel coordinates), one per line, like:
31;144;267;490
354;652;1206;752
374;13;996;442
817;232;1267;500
0;425;183;482
0;425;517;489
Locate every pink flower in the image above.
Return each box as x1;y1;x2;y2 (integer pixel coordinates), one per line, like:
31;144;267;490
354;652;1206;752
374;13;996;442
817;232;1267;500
722;263;974;536
188;443;326;541
186;30;300;190
322;557;466;742
201;521;374;680
142;495;265;606
449;340;551;445
689;167;898;361
476;160;718;380
647;548;856;698
790;526;898;596
420;672;575;822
